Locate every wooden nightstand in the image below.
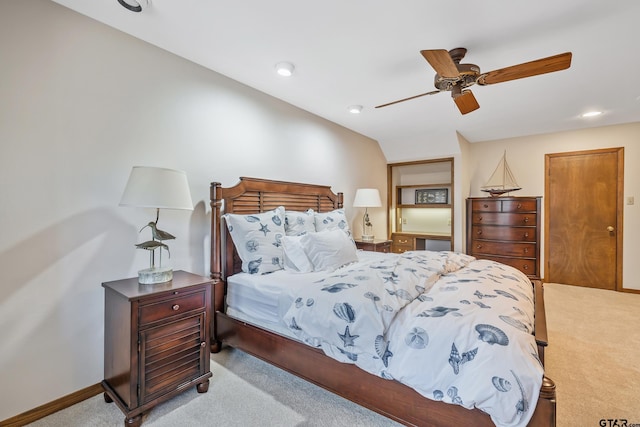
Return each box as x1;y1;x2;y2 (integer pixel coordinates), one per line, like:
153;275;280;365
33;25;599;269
102;270;213;427
354;239;392;253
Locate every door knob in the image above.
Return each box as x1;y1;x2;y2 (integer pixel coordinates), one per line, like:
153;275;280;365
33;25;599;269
607;226;614;232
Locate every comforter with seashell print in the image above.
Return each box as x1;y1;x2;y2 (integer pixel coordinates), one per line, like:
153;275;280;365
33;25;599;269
282;251;543;427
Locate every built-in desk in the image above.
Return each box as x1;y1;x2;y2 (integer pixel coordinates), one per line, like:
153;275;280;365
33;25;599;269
391;232;452;253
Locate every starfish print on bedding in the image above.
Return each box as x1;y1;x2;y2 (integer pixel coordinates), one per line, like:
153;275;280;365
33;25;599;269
259;223;270;236
338;325;359;347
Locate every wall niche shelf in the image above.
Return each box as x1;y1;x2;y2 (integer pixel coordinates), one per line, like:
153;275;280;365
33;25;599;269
387;158;454;253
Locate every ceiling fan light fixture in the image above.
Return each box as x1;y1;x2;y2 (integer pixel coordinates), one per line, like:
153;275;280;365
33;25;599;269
275;62;295;77
117;0;149;12
581;111;602;118
348;105;363;114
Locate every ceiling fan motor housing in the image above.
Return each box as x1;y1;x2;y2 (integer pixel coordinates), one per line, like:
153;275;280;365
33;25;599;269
434;63;480;91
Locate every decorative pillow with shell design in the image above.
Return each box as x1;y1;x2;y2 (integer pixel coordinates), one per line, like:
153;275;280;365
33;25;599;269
314;208;352;237
223;206;285;274
284;208;316;236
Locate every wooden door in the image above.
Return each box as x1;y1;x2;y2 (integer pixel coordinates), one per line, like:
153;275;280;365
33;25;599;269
545;148;623;289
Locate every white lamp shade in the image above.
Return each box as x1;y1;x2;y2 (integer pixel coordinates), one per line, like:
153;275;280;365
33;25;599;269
353;188;382;208
119;166;193;210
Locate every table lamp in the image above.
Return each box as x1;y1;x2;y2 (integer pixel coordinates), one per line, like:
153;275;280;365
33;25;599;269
353;188;382;242
119;166;193;284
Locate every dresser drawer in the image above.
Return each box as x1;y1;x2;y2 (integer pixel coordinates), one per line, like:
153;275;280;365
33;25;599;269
471;212;536;226
139;289;207;326
470;240;536;257
472;225;537;242
471;200;501;212
479;255;537;276
501;199;538;212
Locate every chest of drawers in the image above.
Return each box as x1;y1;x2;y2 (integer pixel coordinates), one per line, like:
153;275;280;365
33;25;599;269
466;197;541;279
102;271;213;427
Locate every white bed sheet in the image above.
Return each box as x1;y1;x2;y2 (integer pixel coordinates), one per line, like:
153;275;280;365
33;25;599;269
225;250;386;335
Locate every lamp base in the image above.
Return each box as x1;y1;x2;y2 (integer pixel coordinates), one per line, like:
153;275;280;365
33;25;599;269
138;267;173;285
361;234;375;242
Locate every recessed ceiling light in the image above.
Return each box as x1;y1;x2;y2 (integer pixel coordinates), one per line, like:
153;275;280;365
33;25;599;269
117;0;149;12
581;111;603;118
275;62;295;77
348;105;363;114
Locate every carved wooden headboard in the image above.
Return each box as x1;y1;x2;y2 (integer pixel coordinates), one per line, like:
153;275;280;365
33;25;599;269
210;177;343;282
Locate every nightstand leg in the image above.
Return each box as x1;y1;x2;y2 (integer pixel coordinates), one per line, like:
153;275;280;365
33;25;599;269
196;379;210;393
125;414;142;427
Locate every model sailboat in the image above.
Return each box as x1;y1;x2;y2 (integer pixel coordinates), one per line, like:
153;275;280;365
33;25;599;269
481;151;521;197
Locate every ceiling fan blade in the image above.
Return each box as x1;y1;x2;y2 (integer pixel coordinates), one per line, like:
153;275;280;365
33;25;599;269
478;52;572;85
375;90;441;108
421;49;459;78
453;89;480;115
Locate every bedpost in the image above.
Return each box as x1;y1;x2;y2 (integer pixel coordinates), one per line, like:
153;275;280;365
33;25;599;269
210;182;222;282
210;182;224;352
337;192;343;209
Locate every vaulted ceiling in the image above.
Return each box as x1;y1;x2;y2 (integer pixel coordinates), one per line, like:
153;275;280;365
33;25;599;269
51;0;640;161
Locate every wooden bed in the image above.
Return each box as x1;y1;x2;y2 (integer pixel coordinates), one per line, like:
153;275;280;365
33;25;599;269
209;177;556;427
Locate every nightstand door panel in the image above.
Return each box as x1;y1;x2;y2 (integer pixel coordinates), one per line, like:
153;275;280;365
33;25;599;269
139;313;207;403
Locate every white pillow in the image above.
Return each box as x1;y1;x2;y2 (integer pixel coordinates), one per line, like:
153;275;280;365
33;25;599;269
282;235;314;273
301;229;358;272
284;208;316;236
223;207;285;274
314;208;351;237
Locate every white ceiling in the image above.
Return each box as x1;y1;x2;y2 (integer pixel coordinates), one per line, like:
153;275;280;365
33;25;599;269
51;0;640;161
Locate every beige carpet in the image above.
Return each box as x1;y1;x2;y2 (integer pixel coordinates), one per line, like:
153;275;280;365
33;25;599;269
543;283;640;426
28;283;640;426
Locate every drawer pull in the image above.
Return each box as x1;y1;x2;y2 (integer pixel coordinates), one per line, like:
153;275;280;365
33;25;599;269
399;239;408;243
173;291;179;295
200;342;206;347
172;304;180;311
523;217;529;223
522;265;529;270
483;204;488;208
476;244;482;249
478;216;483;221
477;230;483;236
517;203;522;209
524;248;529;254
524;232;529;238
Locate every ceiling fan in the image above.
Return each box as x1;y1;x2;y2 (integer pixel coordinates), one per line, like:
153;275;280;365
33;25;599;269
375;48;572;114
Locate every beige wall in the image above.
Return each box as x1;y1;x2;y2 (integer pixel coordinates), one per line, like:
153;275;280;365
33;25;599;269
462;122;640;289
0;0;387;420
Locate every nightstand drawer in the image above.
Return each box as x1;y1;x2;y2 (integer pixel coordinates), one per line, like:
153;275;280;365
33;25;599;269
139;289;207;326
355;240;392;253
